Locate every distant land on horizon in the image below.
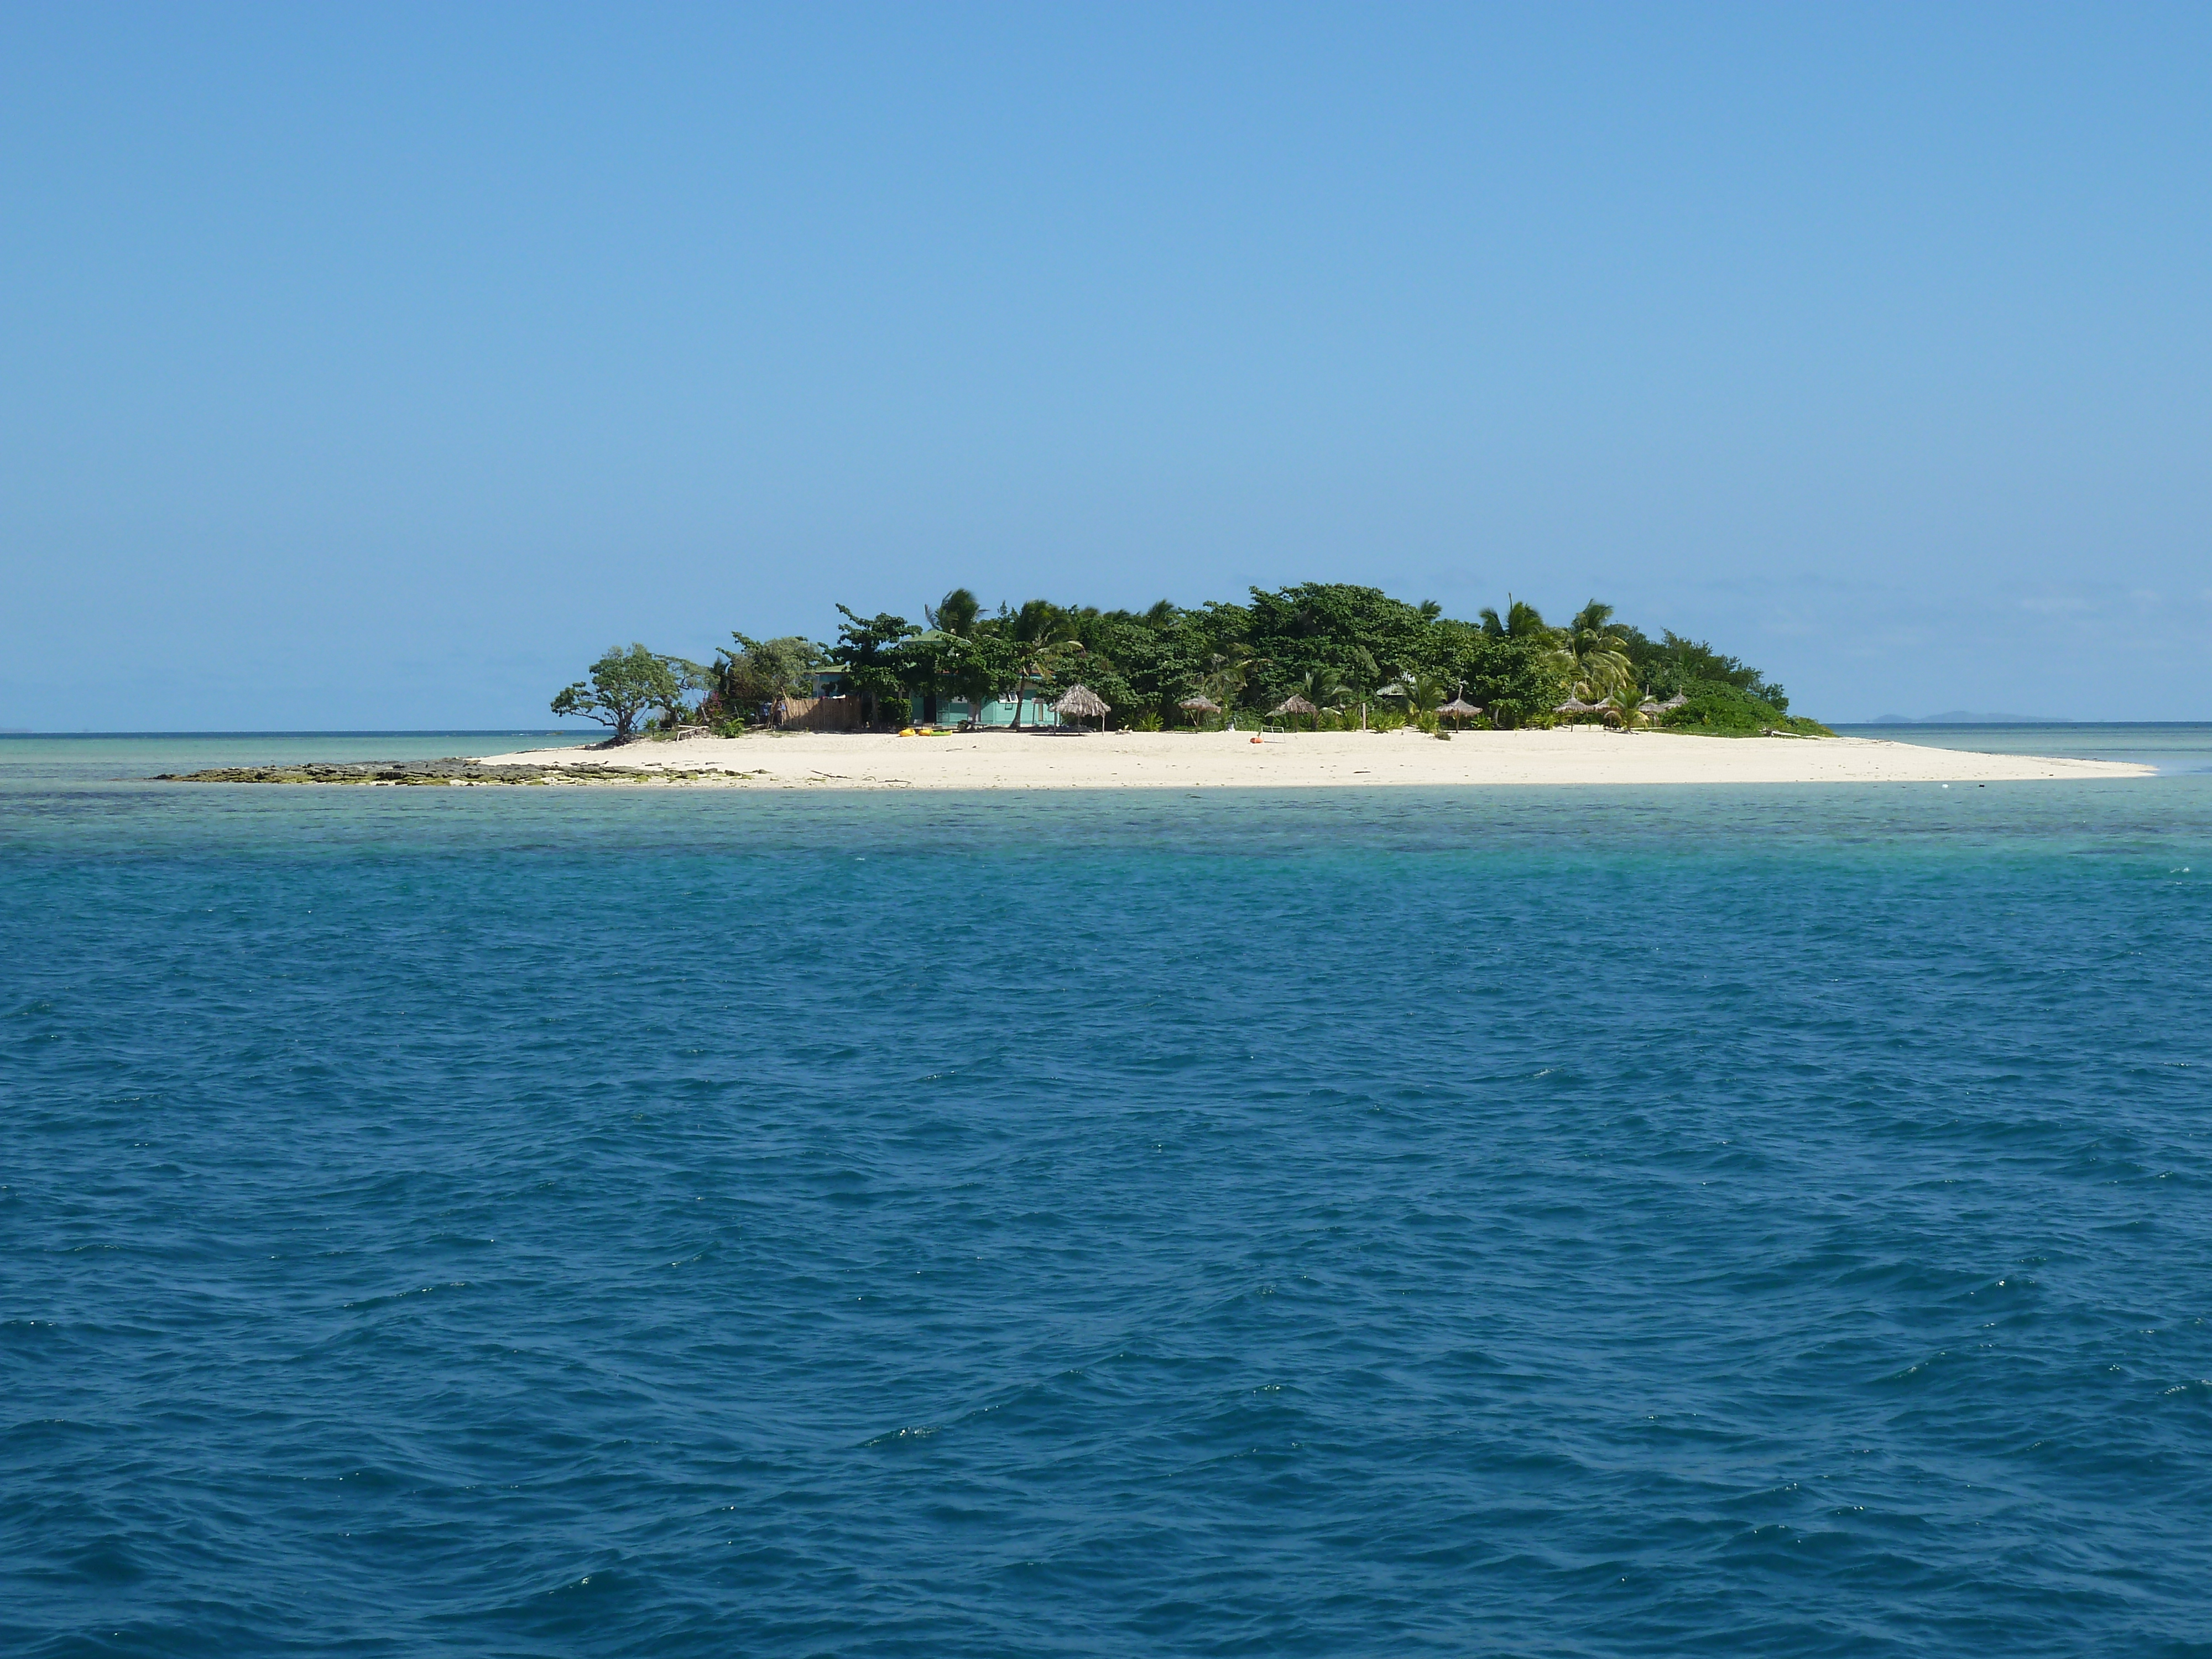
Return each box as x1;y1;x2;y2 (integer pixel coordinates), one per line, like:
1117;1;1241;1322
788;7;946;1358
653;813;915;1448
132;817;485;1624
1865;712;2069;726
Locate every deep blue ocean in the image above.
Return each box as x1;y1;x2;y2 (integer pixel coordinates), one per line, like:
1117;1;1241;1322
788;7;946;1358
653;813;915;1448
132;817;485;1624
5;729;2211;1657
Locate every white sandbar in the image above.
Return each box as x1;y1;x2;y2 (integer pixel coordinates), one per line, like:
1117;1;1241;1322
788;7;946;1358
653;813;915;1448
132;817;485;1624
467;728;2153;789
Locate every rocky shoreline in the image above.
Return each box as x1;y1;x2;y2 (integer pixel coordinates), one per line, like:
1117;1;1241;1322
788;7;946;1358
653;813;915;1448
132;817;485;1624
156;759;722;786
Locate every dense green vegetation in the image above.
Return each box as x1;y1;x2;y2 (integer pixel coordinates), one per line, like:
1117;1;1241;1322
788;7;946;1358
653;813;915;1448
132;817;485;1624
550;644;684;739
554;585;1829;737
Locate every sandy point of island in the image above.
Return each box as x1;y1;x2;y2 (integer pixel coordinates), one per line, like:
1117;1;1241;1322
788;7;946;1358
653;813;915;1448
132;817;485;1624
465;728;2156;788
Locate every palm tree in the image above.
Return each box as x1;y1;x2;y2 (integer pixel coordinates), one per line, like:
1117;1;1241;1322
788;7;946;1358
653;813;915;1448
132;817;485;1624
925;587;982;637
1381;665;1449;722
1479;594;1587;695
1009;641;1081;728
1478;596;1551;640
1298;666;1346;731
1599;685;1648;731
1003;602;1084;729
1562;601;1636;702
1198;647;1257;722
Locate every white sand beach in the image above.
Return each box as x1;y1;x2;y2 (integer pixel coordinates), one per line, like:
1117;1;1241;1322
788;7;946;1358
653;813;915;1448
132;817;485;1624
469;728;2153;788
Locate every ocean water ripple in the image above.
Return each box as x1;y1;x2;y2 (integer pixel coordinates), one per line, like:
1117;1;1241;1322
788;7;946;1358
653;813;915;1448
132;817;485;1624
3;765;2211;1655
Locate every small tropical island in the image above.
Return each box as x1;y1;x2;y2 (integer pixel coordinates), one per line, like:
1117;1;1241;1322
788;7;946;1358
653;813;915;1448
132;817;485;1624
168;583;2151;788
551;583;1828;740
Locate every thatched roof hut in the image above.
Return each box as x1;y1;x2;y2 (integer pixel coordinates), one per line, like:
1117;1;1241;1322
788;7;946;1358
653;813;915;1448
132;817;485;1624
1054;684;1110;730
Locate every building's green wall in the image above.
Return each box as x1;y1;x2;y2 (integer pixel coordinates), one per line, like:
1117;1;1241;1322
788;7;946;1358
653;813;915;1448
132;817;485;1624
909;696;1063;727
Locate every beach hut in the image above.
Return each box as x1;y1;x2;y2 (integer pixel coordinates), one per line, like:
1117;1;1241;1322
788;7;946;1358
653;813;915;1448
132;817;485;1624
1438;696;1483;727
1055;684;1110;732
1177;693;1221;727
1270;694;1319;732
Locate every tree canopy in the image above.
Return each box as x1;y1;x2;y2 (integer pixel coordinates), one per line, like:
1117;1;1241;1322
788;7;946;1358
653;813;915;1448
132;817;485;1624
549;644;680;738
550;584;1824;737
704;634;826;721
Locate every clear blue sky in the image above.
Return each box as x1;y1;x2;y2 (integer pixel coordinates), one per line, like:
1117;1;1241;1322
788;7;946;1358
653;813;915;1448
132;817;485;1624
4;2;2207;727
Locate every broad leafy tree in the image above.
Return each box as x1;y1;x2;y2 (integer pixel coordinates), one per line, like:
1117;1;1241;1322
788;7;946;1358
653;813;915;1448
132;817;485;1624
1453;634;1569;728
653;657;711;727
831;606;921;727
893;628;1004;725
708;634;826;723
1630;631;1790;711
1245;583;1441;712
551;644;681;739
946;633;1014;724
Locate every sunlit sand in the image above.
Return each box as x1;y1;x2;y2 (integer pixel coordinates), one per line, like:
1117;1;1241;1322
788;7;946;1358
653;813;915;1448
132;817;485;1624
467;728;2153;788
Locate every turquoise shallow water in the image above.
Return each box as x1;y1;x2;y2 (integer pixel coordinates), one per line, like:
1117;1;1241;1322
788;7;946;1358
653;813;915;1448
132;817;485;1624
1832;724;2212;776
4;732;2212;1656
0;731;598;782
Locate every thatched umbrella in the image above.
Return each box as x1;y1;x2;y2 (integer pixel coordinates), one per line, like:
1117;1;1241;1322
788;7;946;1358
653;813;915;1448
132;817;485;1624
1655;692;1688;711
1554;696;1601;727
1270;693;1318;731
1178;693;1221;727
1055;683;1110;732
1438;696;1483;727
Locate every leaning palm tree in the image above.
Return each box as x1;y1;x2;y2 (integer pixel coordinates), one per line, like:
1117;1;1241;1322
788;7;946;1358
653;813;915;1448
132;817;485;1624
1198;647;1258;722
1563;601;1636;703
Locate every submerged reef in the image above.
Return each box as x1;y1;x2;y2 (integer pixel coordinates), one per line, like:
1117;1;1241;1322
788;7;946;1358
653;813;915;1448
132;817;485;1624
156;759;713;786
